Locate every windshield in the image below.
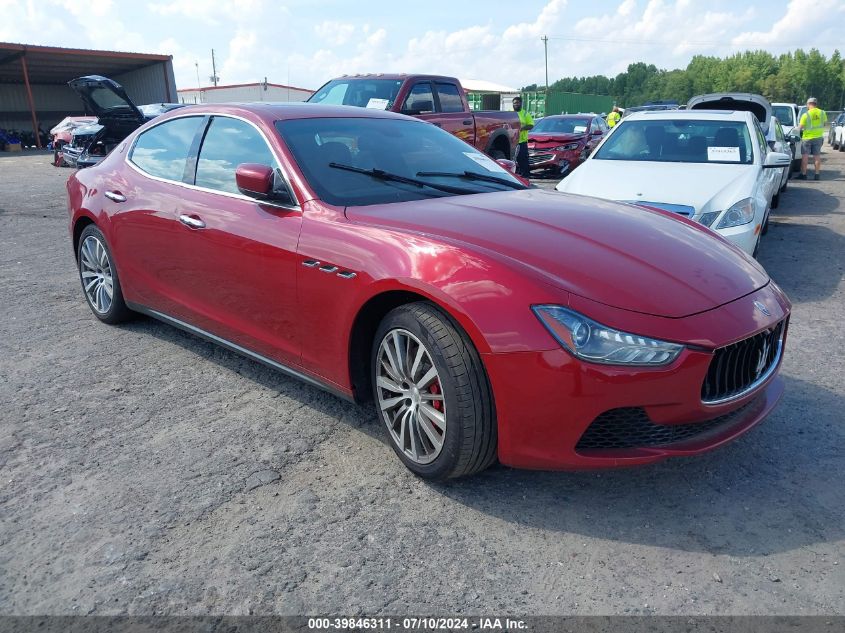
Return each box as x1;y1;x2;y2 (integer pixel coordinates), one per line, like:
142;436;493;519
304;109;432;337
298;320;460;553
531;117;591;135
307;79;404;110
594;119;754;165
275;117;526;206
772;105;794;126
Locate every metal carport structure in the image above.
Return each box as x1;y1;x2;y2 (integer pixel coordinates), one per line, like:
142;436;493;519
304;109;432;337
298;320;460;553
0;42;177;148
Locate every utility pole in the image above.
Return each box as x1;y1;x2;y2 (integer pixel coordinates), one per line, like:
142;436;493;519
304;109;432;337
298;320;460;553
542;35;549;92
210;49;219;87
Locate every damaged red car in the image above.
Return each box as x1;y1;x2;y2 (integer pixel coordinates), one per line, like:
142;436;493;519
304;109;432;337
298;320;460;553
67;103;790;479
528;114;609;176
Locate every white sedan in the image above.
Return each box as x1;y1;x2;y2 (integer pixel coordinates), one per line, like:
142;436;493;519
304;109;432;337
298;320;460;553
556;110;791;257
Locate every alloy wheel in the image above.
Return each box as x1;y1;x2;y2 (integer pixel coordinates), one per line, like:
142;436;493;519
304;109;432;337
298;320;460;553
79;235;114;314
376;328;447;464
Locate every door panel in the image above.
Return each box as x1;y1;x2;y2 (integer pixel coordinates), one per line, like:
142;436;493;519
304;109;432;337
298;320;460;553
108;115;207;318
167;192;302;364
164;115;303;365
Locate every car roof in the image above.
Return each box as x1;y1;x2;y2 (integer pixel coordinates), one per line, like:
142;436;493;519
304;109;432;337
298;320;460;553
622;110;752;122
155;102;415;123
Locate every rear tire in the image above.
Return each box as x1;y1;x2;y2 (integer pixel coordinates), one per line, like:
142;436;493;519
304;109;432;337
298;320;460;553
490;149;507;160
77;224;133;324
372;302;496;480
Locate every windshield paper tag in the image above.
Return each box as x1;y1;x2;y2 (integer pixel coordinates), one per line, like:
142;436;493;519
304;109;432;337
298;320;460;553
365;98;390;110
707;146;740;162
464;152;504;172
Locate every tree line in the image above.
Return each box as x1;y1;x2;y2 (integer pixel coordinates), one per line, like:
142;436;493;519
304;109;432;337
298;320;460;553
523;49;845;110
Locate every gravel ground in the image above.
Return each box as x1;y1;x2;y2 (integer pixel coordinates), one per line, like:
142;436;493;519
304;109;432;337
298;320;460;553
0;148;843;616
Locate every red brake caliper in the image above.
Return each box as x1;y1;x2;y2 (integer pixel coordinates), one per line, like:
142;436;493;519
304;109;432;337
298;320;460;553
430;381;442;411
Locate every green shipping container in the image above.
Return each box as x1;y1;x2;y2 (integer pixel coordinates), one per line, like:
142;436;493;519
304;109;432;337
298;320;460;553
521;91;614;118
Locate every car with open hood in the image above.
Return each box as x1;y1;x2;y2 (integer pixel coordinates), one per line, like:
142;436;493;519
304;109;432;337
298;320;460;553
556;109;792;257
49;116;97;166
65;75;184;168
66;103;790;479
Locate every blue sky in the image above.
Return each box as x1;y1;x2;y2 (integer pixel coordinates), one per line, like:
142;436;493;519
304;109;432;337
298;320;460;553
2;0;843;91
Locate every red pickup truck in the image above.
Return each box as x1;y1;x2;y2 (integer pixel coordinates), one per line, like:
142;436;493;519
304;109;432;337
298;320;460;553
307;74;520;160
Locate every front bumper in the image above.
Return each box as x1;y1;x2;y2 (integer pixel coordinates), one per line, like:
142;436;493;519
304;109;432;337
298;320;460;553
716;220;762;256
528;148;583;173
483;285;789;470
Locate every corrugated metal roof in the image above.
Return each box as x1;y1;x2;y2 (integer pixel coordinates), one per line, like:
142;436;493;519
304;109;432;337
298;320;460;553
0;42;172;85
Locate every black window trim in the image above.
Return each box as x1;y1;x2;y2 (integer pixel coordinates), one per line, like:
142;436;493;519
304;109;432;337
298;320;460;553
125;112;301;211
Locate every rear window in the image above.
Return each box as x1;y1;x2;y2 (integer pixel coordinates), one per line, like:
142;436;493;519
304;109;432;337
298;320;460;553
772;105;795;126
594;119;754;165
308;79;404;110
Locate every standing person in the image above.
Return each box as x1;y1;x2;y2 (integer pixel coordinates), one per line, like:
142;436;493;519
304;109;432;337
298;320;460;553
797;97;827;180
607;106;622;128
512;96;534;178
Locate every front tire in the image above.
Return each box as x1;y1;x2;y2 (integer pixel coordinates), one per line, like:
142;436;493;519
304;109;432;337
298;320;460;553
372;302;496;480
77;224;133;324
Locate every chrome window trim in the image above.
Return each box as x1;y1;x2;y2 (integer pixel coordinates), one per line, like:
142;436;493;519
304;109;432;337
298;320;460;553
701;330;784;407
125;111;301;211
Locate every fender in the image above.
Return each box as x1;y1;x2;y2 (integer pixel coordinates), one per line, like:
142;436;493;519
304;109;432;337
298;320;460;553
484;128;512;158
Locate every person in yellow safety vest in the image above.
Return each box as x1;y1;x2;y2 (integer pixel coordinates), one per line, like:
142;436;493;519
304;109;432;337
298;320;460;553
512;96;534;178
797;97;827;181
607;106;621;128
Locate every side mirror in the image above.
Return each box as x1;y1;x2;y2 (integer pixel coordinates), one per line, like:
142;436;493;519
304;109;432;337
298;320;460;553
235;163;294;204
763;151;791;168
787;132;801;143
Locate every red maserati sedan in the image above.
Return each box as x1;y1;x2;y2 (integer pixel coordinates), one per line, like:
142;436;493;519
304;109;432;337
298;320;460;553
67;102;790;480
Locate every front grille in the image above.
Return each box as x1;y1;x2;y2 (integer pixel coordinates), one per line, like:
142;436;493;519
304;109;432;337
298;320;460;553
701;319;786;404
529;152;554;164
576;396;762;451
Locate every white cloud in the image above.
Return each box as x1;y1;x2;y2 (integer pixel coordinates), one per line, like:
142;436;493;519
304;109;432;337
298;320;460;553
731;0;845;48
315;20;356;46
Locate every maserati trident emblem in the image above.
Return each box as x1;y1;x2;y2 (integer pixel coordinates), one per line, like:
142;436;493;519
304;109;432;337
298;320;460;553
754;301;770;316
755;339;771;379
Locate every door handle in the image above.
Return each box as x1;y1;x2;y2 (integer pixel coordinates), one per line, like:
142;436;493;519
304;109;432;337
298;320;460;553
179;214;206;229
104;191;126;203
462;120;472;126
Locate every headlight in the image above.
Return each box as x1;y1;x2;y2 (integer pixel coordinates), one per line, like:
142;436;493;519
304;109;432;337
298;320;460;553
696;211;720;227
532;305;684;366
715;198;755;229
553;143;580;151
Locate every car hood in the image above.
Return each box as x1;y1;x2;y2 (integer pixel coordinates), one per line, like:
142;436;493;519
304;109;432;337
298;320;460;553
688;92;772;133
68;75;144;123
528;133;586;143
557;160;757;215
347;189;769;318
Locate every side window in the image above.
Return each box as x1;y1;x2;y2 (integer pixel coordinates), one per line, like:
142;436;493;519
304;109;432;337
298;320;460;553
195;116;279;194
775;122;785;142
753;121;767;159
435;83;464;113
130;116;204;181
401;82;435;115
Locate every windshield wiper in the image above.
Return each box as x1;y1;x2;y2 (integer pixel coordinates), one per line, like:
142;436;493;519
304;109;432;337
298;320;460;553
329;163;475;195
416;170;527;190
